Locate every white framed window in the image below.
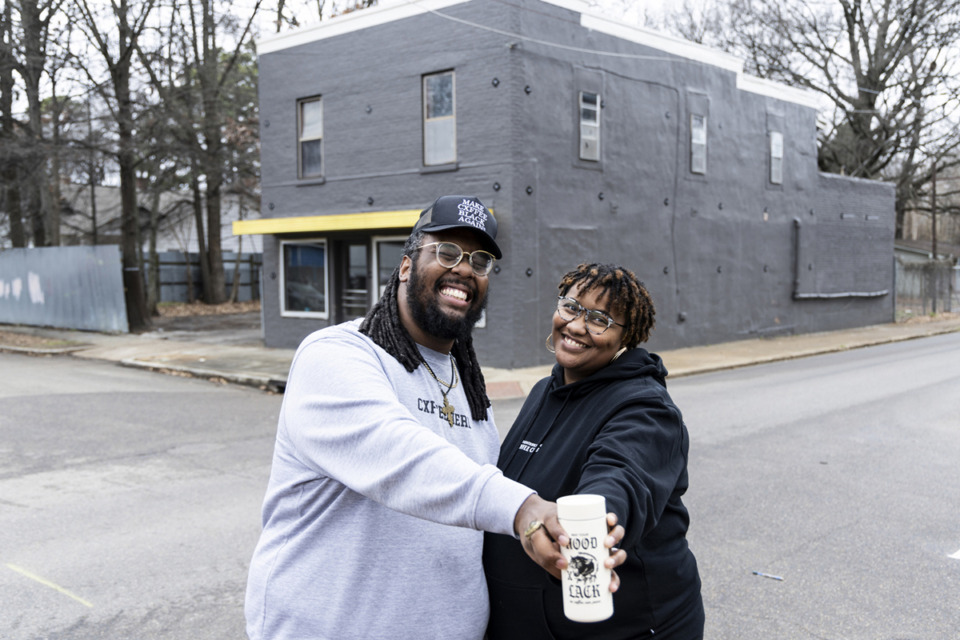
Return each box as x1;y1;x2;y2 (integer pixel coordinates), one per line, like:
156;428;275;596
423;71;456;166
298;97;323;178
280;239;328;318
690;114;707;174
579;91;600;161
770;131;784;185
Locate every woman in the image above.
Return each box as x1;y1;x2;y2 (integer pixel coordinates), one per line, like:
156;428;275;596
483;263;703;639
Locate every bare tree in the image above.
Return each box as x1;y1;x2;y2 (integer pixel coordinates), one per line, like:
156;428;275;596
0;0;27;248
656;0;960;239
137;0;263;305
9;0;70;247
72;0;158;330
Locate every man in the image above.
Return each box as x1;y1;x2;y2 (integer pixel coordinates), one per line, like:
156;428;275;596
245;196;581;640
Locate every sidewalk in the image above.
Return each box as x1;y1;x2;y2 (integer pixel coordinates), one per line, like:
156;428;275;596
3;314;960;399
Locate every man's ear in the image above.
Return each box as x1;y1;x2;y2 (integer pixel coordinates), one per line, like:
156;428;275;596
398;255;412;283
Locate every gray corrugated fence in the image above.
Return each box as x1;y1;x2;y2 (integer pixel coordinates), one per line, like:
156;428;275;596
895;259;958;318
0;245;129;332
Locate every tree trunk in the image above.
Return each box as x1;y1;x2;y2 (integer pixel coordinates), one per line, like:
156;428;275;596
191;172;212;302
204;158;227;303
0;1;25;248
116;9;150;331
199;0;226;304
146;187;161;315
184;250;196;303
19;0;49;247
2;166;25;246
89;172;99;245
119;146;149;329
47;97;63;246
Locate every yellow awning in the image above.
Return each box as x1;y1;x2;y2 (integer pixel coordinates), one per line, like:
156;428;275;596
233;209;422;235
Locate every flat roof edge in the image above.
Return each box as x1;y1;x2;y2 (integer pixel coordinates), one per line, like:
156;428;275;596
576;12;743;73
736;74;822;110
258;0;820;111
257;0;472;54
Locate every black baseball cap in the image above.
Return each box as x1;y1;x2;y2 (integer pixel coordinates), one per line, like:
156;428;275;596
412;195;502;259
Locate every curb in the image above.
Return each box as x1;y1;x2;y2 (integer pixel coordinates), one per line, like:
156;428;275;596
664;321;960;379
3;317;959;398
118;358;287;394
0;344;91;356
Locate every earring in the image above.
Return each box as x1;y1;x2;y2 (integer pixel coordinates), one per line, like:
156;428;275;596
545;333;556;354
611;346;627;362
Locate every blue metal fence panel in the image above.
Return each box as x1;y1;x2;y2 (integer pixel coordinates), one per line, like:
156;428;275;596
0;245;129;332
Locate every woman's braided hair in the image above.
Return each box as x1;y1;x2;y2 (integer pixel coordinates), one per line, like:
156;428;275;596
558;263;656;348
359;231;491;421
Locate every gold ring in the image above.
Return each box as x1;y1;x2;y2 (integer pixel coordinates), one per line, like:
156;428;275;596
523;520;544;539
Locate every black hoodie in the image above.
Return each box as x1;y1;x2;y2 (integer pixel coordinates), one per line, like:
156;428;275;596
483;348;702;640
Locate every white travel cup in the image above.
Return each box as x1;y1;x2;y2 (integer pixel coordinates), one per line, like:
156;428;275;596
556;494;614;622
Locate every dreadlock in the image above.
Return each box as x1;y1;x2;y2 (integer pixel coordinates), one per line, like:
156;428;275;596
359;231;492;421
558;263;656;348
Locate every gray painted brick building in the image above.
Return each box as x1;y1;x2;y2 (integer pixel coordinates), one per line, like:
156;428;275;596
238;0;895;368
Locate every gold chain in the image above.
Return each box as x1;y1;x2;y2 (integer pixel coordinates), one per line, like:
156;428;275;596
421;354;459;427
421;354;459;391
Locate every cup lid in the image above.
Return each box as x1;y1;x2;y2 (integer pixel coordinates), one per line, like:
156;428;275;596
557;494;606;520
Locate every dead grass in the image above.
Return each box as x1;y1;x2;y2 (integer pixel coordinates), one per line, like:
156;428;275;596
156;300;261;317
0;330;80;350
898;310;960;325
1;300;261;350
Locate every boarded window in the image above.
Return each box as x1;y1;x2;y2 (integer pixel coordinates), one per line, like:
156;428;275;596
579;91;600;161
690;114;707;174
423;71;456;166
770;131;784;185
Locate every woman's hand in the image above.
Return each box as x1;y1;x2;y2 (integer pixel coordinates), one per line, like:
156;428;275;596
605;512;627;593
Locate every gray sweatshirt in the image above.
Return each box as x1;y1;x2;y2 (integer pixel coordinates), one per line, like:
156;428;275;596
245;320;534;640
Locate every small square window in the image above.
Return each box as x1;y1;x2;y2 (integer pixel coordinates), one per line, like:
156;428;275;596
423;71;456;166
770;131;784;185
298;97;323;179
579;91;600;161
690;114;707;174
281;240;328;317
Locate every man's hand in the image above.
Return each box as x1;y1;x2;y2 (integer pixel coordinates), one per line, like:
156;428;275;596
514;495;568;579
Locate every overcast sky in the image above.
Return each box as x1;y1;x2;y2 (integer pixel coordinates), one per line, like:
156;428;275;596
270;0;671;32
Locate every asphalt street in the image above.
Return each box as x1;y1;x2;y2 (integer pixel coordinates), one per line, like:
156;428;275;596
1;332;959;639
672;333;960;639
0;353;281;640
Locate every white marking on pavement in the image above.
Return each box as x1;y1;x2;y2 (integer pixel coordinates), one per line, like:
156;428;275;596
949;549;960;560
5;563;93;608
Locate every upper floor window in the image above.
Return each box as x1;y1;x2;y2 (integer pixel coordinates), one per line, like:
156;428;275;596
690;114;707;174
423;71;456;166
769;131;784;185
579;91;600;161
298;97;323;178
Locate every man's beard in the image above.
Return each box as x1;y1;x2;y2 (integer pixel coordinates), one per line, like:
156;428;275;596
406;259;487;341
